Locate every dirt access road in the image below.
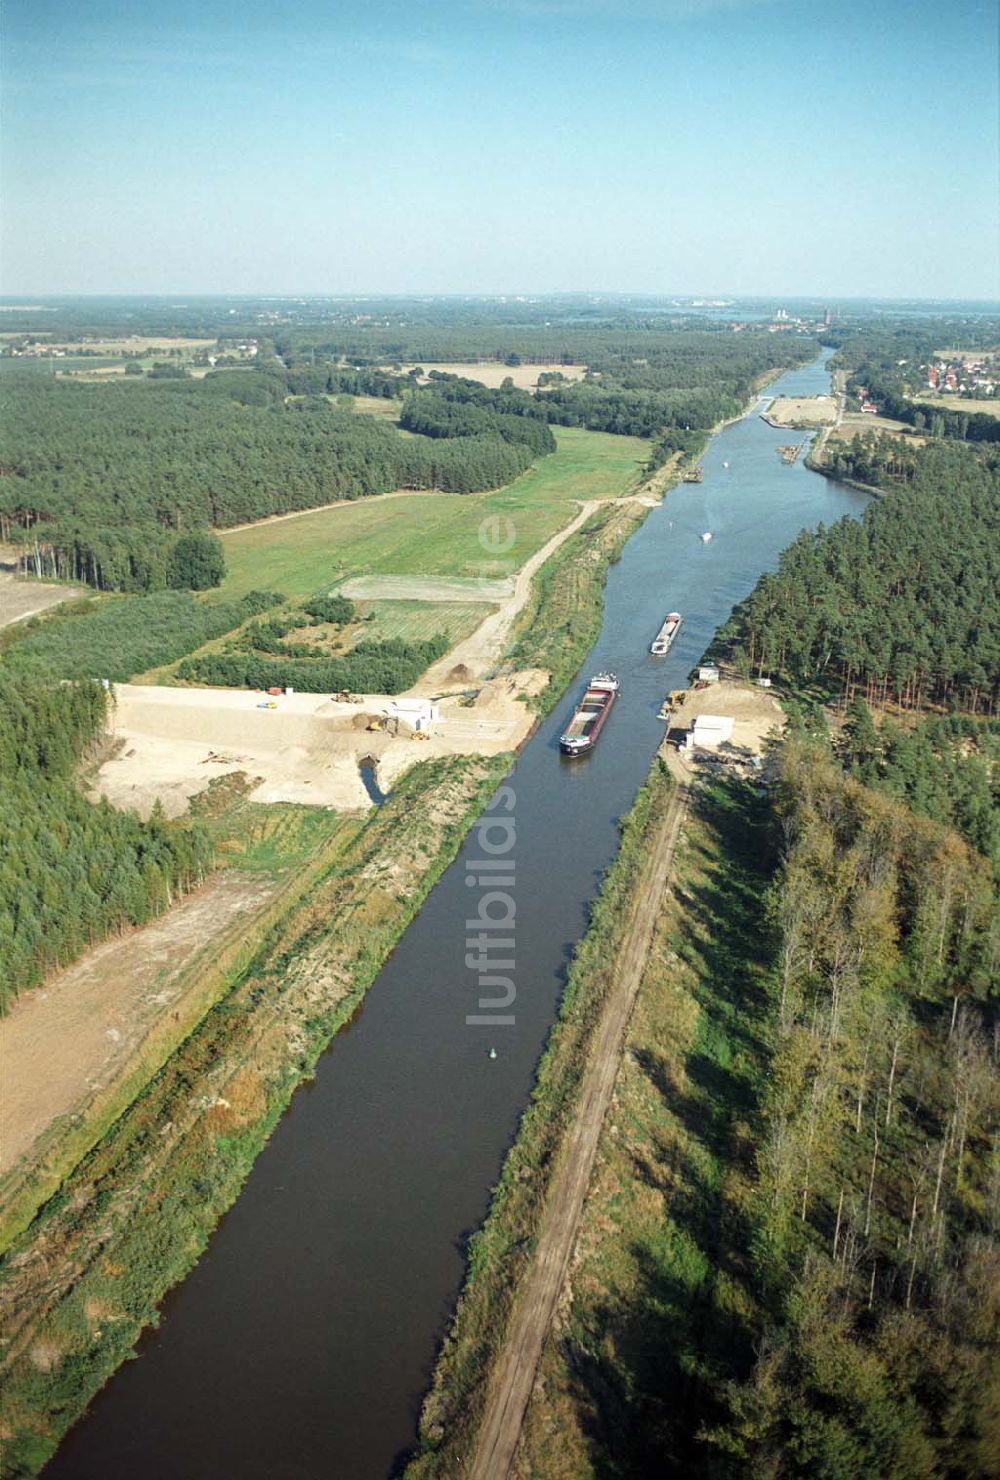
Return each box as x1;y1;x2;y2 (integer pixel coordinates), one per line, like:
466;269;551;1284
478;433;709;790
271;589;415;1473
469;758;691;1480
419;500;602;689
0;872;272;1183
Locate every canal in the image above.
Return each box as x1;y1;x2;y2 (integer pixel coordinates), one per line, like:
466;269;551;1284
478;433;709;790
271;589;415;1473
47;351;866;1480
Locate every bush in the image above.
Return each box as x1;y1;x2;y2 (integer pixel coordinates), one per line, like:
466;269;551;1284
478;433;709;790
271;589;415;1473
168;530;226;590
302;594;354;625
178;634;448;694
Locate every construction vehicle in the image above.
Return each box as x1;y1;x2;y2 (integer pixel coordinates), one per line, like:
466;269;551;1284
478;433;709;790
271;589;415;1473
334;690;359;704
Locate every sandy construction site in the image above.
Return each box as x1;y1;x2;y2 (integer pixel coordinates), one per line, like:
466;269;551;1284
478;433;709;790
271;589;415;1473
92;496;609;817
94;673;546;816
762;394;838;427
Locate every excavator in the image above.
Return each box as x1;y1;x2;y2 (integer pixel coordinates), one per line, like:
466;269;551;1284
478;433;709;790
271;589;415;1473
366;715;430;740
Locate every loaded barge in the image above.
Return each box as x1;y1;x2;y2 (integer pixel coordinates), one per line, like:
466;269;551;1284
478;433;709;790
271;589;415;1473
559;672;619;756
650;611;683;655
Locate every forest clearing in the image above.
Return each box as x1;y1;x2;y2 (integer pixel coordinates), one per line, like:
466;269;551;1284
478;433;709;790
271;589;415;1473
0;876;273;1189
216;426;647;600
0;796;358;1250
0;571;82;629
397;361;588;389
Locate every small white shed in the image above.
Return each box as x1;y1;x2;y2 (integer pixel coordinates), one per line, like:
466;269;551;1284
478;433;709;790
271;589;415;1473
383;698;442;733
689;714;735;749
697;664;720;684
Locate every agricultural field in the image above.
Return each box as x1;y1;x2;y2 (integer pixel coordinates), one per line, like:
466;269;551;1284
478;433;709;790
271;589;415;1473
923;393;1000;418
828;410;922;443
348;393;404;419
217;426;647;601
3;336;215;354
397;361;588;389
357;598;492;647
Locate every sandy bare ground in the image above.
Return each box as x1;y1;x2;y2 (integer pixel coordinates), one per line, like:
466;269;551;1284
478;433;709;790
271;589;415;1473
396;362;587;390
762;395;838;427
470;759;691;1480
0;873;273;1179
93;676;543;818
339;574;513;603
829;410;923;442
0;573;83;630
669;679;786;755
95;496;612;817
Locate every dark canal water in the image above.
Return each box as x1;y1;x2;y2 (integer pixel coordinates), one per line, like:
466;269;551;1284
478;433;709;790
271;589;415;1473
46;352;866;1480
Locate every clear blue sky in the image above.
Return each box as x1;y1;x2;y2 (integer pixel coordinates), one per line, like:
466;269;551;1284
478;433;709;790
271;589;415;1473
3;0;997;298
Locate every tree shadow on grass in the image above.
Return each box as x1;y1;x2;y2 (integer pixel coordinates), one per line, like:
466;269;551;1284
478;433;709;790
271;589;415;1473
560;780;777;1476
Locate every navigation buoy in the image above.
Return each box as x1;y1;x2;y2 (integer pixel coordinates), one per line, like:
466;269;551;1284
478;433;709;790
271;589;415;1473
488;1047;497;1060
723;460;729;468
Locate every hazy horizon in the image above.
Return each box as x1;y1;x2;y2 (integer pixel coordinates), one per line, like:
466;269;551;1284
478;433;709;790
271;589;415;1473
4;0;998;300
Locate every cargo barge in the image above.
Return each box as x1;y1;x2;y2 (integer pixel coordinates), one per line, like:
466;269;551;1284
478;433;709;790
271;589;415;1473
650;611;683;655
559;672;619;756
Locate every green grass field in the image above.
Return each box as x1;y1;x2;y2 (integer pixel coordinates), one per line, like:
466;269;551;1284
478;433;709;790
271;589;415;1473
348;394;404;420
358;599;490;646
217;427;647;601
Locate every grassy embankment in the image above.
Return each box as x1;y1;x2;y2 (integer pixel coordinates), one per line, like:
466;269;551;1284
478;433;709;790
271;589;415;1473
0;792;356;1254
516;777;776;1476
409;757;677;1476
0;752;511;1478
506;499;646;712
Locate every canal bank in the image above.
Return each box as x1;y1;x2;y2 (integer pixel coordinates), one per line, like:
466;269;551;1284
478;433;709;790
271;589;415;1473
43;351;868;1480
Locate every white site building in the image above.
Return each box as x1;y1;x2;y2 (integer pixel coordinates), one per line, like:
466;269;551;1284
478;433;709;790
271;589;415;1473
382;698;441;733
685;714;735;751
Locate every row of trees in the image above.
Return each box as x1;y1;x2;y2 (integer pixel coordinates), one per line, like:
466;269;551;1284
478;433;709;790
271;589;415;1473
723;439;1000;713
177;634;448;694
0;674;213;1007
399;390;557;456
